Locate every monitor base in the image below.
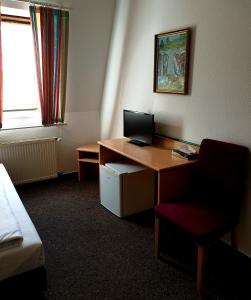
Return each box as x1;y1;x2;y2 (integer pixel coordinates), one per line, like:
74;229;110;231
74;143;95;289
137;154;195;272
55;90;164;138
128;139;149;147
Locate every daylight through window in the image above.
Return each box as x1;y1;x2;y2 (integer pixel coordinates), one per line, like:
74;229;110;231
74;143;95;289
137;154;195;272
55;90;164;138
2;16;39;112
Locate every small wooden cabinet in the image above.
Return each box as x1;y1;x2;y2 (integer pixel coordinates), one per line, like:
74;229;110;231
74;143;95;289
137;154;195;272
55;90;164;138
76;144;99;181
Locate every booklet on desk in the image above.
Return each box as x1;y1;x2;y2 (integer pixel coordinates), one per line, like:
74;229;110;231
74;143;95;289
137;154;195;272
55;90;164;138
171;145;198;160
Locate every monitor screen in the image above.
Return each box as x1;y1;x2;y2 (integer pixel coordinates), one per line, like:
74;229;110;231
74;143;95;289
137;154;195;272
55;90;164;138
123;110;155;146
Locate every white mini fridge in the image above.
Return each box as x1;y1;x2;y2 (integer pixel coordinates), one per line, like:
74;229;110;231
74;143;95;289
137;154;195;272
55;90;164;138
99;160;155;217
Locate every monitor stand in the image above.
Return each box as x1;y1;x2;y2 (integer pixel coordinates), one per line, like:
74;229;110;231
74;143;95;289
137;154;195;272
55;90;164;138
128;139;149;147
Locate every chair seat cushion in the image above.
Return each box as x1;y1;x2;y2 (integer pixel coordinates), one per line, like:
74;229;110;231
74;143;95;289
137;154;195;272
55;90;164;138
155;202;233;243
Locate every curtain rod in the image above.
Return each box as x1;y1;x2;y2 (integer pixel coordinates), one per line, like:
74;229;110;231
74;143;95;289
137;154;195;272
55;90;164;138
4;0;72;11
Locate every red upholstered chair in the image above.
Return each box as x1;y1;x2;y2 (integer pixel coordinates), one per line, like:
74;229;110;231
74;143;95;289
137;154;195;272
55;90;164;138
154;138;249;295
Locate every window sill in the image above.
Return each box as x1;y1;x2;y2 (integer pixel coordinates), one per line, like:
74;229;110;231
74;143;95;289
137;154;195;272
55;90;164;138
1;111;67;130
1;123;67;131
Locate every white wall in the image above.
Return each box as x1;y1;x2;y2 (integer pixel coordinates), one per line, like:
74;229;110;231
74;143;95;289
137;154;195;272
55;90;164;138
62;0;115;171
100;0;251;257
0;0;116;173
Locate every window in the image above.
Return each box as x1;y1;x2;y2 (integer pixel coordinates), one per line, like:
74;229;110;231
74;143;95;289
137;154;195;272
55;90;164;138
1;7;41;129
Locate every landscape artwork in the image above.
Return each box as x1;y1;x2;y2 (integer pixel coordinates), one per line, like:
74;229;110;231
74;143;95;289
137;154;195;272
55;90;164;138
154;28;190;94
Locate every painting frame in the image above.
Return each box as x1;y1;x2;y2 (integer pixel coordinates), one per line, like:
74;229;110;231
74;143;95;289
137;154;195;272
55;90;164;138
153;28;191;94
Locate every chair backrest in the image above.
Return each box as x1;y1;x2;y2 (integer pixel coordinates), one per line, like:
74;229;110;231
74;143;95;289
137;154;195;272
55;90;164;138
196;139;249;219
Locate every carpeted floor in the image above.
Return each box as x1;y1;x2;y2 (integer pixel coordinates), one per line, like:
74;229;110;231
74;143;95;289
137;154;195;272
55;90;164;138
14;174;251;300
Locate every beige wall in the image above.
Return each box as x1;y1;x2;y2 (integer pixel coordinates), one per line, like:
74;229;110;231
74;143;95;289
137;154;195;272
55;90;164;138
0;0;116;173
100;0;251;257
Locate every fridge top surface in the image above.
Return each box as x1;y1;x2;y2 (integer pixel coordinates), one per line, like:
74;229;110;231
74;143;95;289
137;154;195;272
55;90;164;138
105;160;149;174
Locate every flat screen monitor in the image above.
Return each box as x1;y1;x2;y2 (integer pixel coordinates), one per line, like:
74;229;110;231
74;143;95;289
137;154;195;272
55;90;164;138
123;109;155;146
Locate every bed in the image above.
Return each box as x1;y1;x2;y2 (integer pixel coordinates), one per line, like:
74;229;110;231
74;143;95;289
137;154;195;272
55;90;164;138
0;163;45;288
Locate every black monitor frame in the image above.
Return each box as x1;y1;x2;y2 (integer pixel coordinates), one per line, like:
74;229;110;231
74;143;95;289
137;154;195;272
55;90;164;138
123;109;155;146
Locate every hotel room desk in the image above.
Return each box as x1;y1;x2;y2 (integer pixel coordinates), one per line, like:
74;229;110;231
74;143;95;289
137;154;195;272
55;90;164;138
98;137;198;204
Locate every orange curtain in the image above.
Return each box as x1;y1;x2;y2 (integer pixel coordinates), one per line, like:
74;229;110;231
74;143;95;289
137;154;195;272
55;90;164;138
30;5;69;125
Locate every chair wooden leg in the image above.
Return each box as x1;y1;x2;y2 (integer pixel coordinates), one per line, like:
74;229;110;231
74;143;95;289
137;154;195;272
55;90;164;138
197;245;207;296
154;218;160;258
231;226;238;250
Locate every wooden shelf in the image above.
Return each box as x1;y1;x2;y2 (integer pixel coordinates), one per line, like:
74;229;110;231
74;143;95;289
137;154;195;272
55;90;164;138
77;144;99;153
76;144;99;181
78;158;99;164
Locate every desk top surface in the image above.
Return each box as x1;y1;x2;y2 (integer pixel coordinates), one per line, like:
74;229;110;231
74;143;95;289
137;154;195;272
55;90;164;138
98;137;198;172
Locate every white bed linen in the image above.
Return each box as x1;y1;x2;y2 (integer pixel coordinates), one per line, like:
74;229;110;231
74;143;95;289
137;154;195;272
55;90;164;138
0;179;23;245
0;164;45;281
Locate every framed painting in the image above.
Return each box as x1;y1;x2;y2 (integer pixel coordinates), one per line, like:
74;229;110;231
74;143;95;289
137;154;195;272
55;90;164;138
153;28;191;94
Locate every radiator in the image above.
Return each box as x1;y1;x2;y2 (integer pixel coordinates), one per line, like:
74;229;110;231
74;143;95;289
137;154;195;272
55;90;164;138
0;138;58;184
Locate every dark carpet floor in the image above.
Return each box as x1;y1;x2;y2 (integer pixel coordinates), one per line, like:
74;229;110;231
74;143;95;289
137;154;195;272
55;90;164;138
11;174;251;300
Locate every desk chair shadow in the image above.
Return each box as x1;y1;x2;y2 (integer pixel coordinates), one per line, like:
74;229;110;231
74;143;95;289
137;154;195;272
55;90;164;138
154;138;249;296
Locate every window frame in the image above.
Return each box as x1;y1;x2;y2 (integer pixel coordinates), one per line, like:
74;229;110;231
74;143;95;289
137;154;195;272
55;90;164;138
1;13;42;129
1;14;31;25
1;13;39;113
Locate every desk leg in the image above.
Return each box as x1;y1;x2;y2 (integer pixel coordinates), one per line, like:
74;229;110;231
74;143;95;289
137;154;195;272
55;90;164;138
157;172;161;205
99;145;124;165
157;165;195;204
154;218;160;258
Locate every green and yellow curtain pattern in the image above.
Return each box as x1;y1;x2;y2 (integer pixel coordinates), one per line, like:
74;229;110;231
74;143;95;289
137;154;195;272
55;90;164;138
29;5;69;125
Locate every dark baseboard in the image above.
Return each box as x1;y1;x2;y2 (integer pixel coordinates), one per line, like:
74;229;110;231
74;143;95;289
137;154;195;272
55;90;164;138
0;267;47;298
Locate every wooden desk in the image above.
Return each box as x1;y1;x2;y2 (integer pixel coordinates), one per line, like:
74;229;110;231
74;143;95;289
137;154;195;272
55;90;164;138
98;136;198;204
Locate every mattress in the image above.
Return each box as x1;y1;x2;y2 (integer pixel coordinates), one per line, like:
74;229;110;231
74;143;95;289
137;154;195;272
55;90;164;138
0;164;45;281
0;177;23;246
